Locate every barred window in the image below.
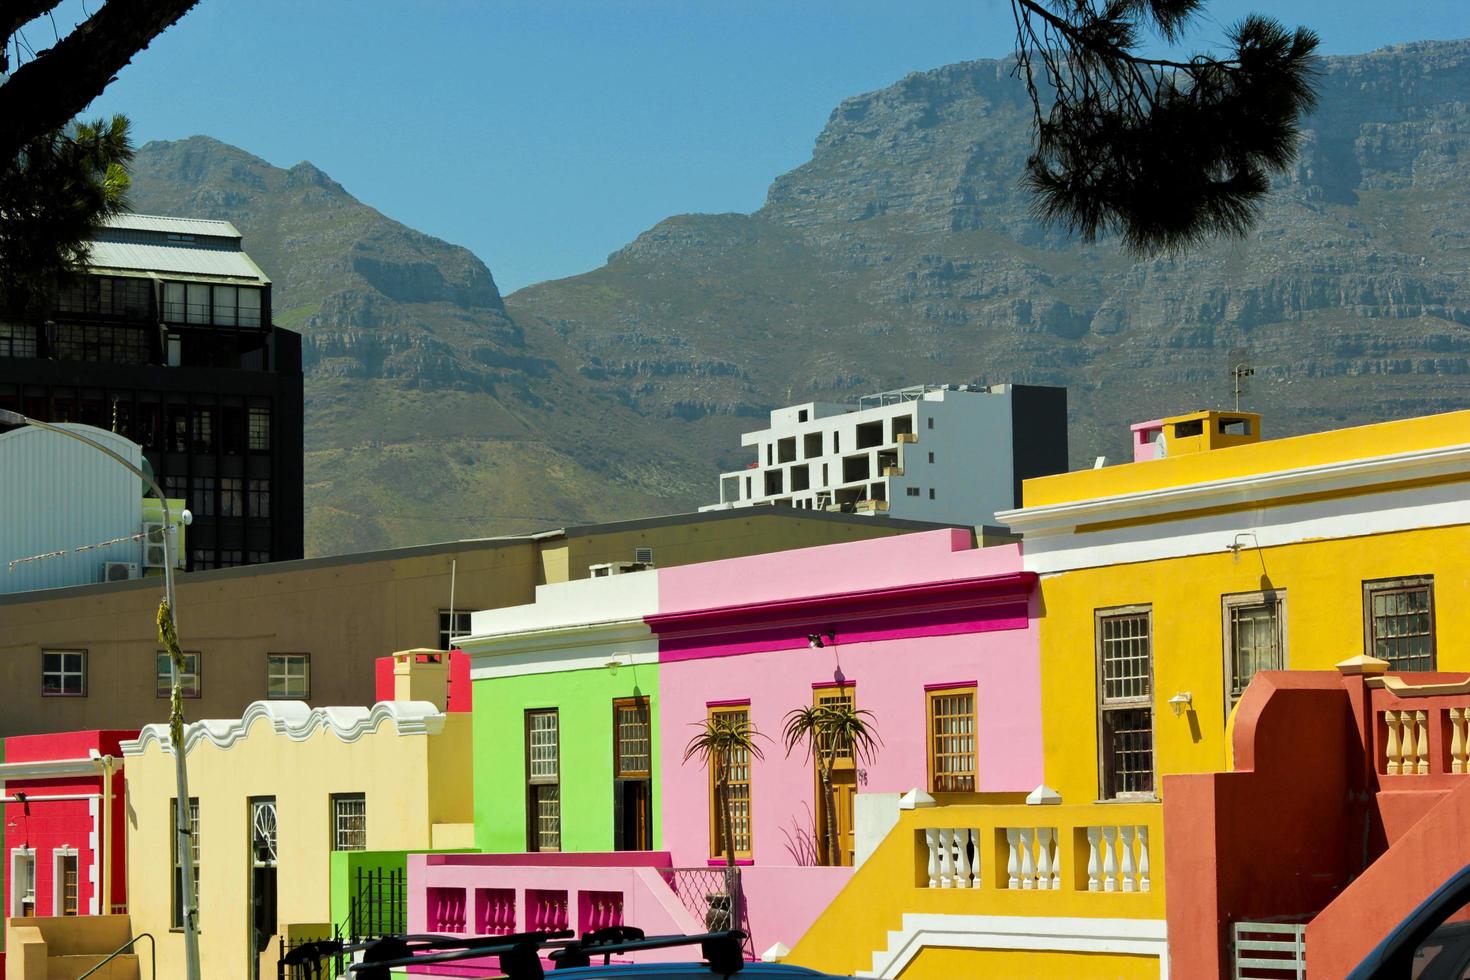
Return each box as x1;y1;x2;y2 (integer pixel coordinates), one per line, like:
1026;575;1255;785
1224;592;1286;708
1097;608;1154;800
526;710;561;852
709;707;753;859
333;794;367;851
1365;578;1435;671
927;686;976;792
613;698;651;778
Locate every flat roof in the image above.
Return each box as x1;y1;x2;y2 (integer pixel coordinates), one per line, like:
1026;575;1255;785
0;507;976;607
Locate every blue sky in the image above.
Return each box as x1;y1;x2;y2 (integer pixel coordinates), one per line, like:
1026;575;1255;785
26;0;1469;292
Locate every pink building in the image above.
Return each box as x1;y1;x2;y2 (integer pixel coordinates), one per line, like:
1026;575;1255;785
2;731;132;921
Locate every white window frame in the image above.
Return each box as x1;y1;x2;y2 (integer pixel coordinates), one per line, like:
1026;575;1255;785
156;650;201;699
266;653;310;699
41;648;87;697
10;847;36;917
53;846;79;916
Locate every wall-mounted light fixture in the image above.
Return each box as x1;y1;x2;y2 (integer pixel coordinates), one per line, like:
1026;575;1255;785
1168;692;1193;717
807;630;836;650
1226;532;1259;563
605;654;629;676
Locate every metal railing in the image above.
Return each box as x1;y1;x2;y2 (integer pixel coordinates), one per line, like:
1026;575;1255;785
348;866;406;941
77;931;155;980
1232;921;1307;979
278;930;346;980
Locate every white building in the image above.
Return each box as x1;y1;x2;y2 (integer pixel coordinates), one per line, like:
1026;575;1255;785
0;424;183;594
703;384;1068;526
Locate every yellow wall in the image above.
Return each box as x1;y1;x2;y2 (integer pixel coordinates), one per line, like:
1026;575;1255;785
896;946;1159;979
1037;522;1470;803
1026;408;1470;506
124;709;470;979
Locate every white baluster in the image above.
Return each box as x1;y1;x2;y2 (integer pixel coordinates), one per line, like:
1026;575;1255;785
1417;710;1431;774
1035;827;1054;891
939;827;955;888
1385;711;1402;775
1451;708;1466;774
955;828;973;888
1006;828;1020;890
1020;827;1036;889
925;828;939;888
1137;826;1151;893
1086;827;1101;892
1102;826;1118;893
1120;825;1137;893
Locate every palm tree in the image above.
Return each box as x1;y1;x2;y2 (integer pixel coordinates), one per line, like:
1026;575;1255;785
684;714;765;869
782;701;881;867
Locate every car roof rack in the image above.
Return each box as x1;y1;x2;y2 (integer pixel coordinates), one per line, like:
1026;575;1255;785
343;928;749;979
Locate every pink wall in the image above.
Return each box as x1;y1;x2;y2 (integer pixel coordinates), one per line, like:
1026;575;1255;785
2;730;133;919
653;532;1042;870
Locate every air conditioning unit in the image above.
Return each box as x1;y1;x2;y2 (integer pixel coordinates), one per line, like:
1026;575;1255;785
588;561;651;578
103;561;139;583
633;547;654;566
141;522;168;568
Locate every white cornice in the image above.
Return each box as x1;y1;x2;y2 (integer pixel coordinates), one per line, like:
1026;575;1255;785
999;443;1470;537
458;619;653;661
0;757;104;781
120;700;446;757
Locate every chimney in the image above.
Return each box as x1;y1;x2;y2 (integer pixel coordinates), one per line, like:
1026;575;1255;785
391;649;449;711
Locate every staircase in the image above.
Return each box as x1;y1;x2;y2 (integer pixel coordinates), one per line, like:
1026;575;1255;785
4;915;140;980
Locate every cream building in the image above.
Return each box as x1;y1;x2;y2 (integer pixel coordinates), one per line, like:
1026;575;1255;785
122;652;470;980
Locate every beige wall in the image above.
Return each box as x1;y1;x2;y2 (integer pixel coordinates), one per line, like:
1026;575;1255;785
124;706;471;980
0;511;948;739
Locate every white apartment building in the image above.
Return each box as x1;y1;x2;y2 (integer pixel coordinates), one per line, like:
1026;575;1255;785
703;383;1068;526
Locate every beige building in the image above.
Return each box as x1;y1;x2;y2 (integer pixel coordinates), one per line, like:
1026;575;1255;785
0;509;962;738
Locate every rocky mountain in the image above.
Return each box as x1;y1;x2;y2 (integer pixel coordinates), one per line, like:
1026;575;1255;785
128;39;1470;555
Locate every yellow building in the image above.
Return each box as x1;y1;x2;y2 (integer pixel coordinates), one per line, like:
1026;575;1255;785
788;408;1470;978
122;652;471;980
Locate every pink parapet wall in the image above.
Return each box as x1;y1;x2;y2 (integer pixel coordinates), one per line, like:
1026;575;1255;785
652;530;1043;870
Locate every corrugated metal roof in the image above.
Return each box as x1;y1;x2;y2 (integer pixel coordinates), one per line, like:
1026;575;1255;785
86;240;270;284
103;213;241;238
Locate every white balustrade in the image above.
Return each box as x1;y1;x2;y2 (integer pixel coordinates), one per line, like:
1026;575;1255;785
1085;824;1151;893
922;827;977;889
1001;826;1058;890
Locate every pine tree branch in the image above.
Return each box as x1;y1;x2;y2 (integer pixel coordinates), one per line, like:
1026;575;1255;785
0;0;200;161
0;1;63;46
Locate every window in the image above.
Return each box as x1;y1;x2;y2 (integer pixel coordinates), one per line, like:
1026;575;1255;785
10;848;35;916
212;285;237;327
928;452;935;464
186;283;210;324
55;850;78;915
168;405;189;452
248;406;271;451
42;649;86;696
0;322;38;358
191;407;213;452
332;794;367;851
170;798;199;929
190;476;216;517
247;479;270;518
709;706;753;859
927;417;934;429
267;654;310;699
250;798;277;867
1224;592;1286;708
191;549;216;571
247;550;271;564
928;488;936;500
926;686;976;792
1365;577;1436;671
816;685;857;763
221;406;244;455
220;477;243;517
438;610;471;650
162;282;186;322
218;550;244;568
614;698;652;779
1097;608;1154;800
526;710;561;852
906;487;920;497
156;651;201;698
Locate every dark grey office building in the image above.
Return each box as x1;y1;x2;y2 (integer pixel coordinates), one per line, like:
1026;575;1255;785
0;214;303;569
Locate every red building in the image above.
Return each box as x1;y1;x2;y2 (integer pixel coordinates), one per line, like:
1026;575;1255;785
2;731;132;920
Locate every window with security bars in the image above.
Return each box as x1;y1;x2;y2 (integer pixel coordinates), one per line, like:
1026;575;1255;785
816;685;857;763
1224;592;1286;708
333;794;367;851
526;710;561;851
1097;608;1155;799
171;798;199;929
710;707;754;859
927;687;976;792
613;698;651;778
1365;578;1435;671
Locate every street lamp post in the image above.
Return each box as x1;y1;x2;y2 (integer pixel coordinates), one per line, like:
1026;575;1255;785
0;409;201;980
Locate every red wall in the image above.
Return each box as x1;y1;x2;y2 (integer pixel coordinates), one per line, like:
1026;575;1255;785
374;651;471;712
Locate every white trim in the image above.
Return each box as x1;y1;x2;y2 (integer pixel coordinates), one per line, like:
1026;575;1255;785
52;846;79;916
10;847;35;917
121;699;447;757
469;636;658;680
0;757;107;781
88;797;100;915
998;441;1470;536
862;912;1168;979
461;619;652;658
1;793;101;803
1019;479;1470;575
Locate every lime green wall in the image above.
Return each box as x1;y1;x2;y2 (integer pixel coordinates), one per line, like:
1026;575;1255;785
473;665;661;853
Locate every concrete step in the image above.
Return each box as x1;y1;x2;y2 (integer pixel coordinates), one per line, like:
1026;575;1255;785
47;952;140;980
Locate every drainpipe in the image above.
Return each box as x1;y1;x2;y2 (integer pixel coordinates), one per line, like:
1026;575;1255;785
90;749;117;915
